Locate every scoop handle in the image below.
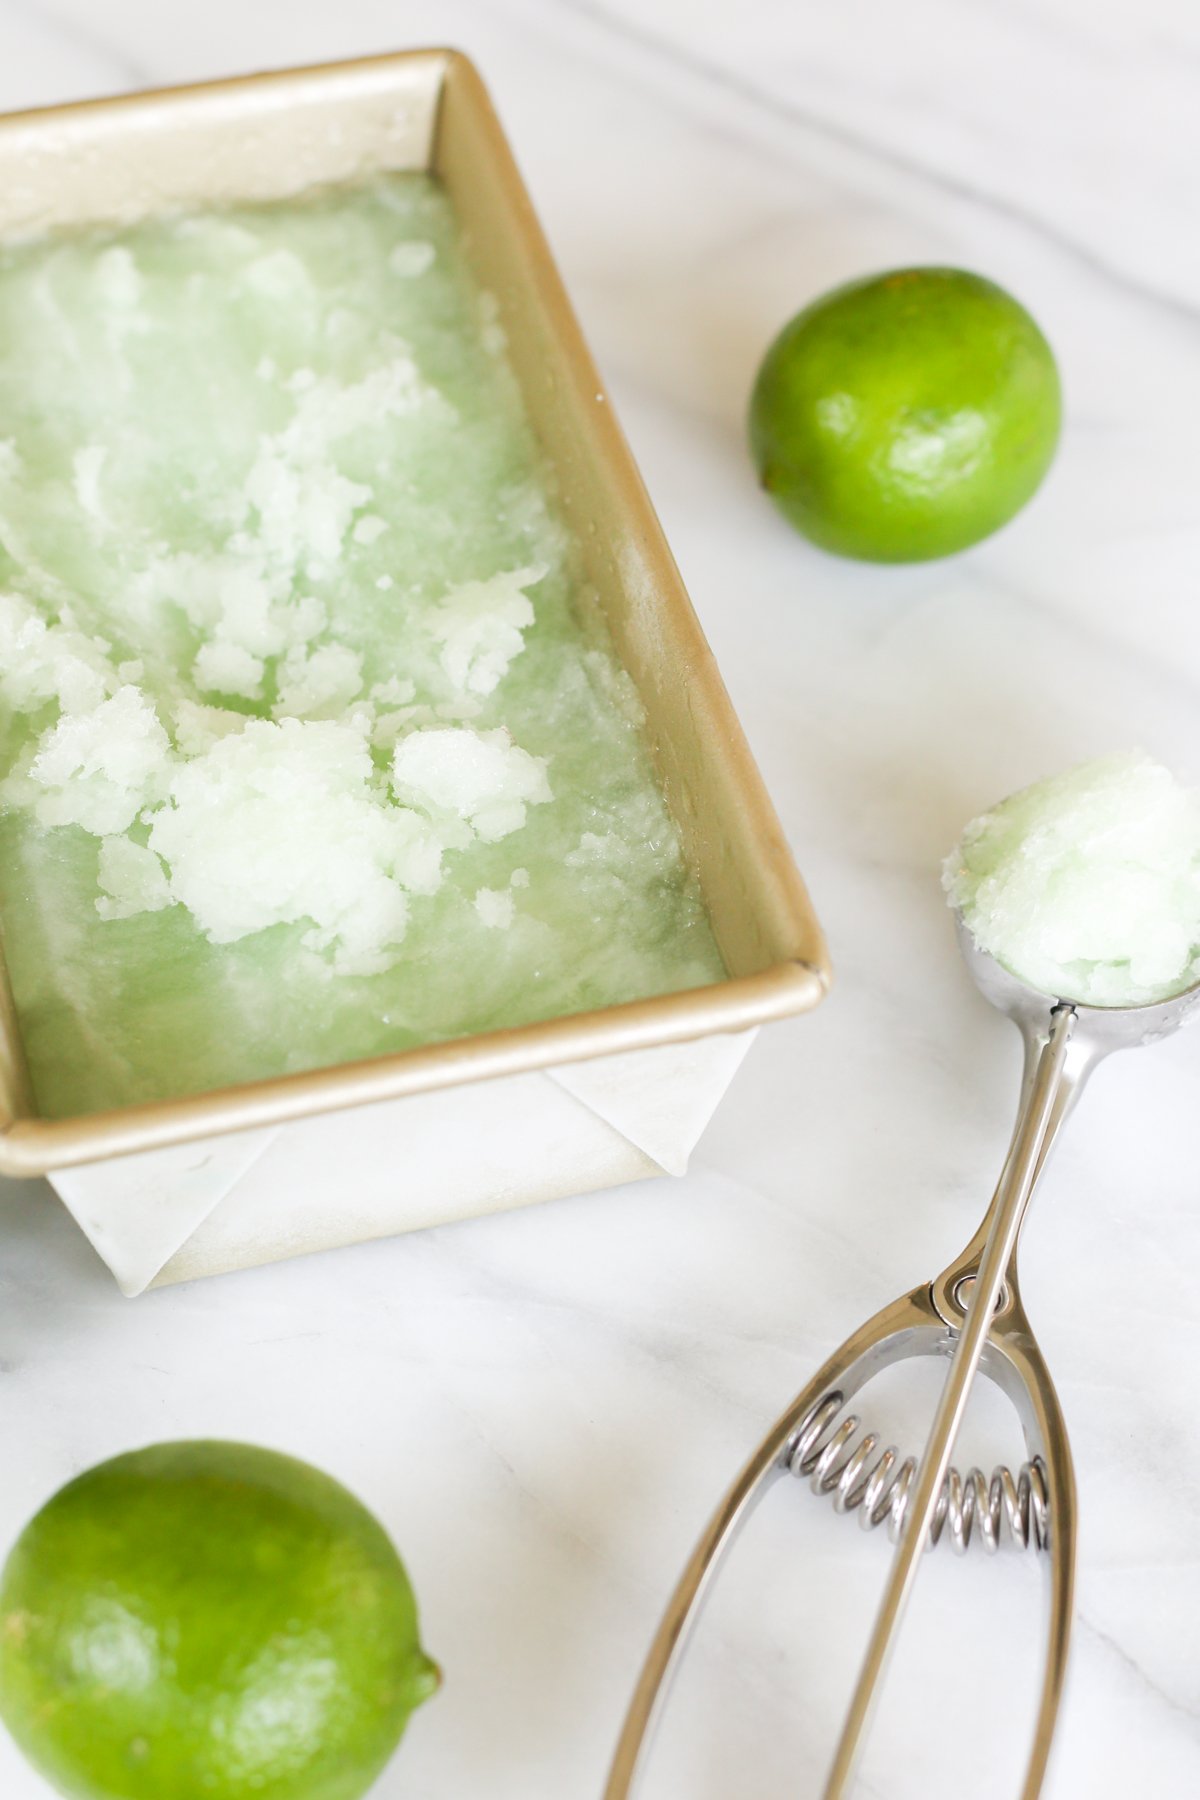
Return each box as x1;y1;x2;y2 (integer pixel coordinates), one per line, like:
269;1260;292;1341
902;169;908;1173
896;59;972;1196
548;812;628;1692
599;1282;940;1800
821;1004;1077;1799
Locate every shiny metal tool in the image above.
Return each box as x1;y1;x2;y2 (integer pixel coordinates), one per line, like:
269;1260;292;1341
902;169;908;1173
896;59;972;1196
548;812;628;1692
604;915;1200;1800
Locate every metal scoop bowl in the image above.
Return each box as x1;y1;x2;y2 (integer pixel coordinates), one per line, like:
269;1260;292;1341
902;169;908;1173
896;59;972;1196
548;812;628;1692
603;916;1200;1800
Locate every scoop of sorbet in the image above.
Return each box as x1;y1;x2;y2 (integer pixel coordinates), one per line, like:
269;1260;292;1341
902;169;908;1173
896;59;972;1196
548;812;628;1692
943;750;1200;1007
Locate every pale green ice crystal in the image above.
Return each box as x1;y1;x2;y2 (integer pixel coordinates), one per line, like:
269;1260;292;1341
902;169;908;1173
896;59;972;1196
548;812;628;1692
0;175;725;1116
943;750;1200;1006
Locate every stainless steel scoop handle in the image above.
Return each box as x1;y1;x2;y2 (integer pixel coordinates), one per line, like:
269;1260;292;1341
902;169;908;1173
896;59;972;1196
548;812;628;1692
602;1000;1087;1800
824;1002;1076;1796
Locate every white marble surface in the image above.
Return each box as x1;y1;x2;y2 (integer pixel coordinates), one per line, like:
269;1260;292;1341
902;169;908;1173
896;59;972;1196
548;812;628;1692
1;2;1199;1795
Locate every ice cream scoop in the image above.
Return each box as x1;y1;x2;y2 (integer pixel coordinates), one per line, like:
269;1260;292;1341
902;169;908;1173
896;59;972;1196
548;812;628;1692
603;791;1200;1800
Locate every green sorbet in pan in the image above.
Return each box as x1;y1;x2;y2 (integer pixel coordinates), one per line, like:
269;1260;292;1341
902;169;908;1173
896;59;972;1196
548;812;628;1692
0;175;723;1117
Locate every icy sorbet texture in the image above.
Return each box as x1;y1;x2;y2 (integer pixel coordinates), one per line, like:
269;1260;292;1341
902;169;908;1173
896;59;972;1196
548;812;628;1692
0;176;724;1115
944;751;1200;1006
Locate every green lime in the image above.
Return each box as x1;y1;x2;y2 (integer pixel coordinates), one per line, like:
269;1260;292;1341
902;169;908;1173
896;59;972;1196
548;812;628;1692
748;266;1061;562
0;1442;438;1800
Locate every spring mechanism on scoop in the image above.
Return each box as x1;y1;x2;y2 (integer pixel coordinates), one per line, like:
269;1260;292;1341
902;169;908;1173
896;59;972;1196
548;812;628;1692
784;1390;1050;1553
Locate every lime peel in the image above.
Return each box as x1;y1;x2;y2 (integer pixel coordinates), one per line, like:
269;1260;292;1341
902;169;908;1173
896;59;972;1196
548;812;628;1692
0;1441;437;1800
748;265;1061;563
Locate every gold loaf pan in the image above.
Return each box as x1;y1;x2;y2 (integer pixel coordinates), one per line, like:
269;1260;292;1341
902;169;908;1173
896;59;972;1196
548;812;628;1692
0;49;829;1177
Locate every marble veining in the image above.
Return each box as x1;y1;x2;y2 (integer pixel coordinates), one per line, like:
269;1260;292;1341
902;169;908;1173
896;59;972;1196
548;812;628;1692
0;3;1198;1796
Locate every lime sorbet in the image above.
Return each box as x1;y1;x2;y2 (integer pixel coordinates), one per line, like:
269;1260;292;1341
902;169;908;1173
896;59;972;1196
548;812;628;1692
0;175;724;1117
944;750;1200;1006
